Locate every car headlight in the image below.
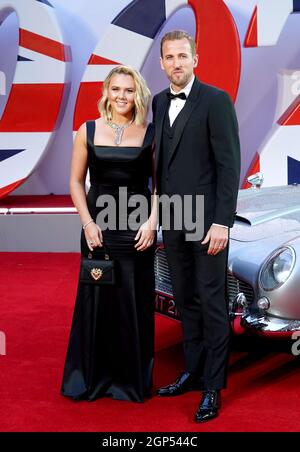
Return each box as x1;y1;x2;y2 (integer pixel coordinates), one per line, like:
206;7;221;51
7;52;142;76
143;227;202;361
259;246;295;291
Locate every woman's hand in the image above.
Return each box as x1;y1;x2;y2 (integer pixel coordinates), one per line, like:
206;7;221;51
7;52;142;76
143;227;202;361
134;219;156;251
84;222;103;251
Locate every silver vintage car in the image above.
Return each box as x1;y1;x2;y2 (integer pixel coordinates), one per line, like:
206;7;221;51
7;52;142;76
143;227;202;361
154;176;300;337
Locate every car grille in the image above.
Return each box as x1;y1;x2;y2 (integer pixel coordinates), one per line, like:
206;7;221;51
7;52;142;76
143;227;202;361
154;248;173;296
155;247;254;305
227;274;254;305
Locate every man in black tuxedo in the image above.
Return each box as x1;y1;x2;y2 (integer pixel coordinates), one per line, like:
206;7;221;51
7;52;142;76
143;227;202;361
153;31;240;422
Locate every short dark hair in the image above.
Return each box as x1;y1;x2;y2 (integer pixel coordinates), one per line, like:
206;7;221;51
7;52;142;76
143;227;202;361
160;30;196;57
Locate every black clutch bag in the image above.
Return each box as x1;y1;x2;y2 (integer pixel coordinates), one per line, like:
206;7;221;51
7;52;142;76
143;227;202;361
80;245;115;285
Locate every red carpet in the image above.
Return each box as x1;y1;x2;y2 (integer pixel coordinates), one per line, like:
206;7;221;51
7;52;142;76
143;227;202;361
0;195;74;209
0;252;300;432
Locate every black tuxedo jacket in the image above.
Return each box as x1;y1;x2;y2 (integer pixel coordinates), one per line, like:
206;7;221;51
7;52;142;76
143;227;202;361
152;77;241;229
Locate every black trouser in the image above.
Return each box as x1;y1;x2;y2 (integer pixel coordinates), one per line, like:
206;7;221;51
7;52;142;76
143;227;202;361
163;228;230;390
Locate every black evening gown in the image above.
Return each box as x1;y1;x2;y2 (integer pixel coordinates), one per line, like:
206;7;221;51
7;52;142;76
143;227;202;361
61;121;155;402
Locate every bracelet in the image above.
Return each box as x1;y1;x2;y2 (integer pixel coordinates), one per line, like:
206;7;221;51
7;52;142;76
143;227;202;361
82;219;94;230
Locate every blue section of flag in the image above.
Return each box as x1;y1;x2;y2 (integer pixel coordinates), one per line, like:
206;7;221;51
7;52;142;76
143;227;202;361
0;149;25;163
36;0;53;7
112;0;166;39
17;55;33;61
293;0;300;12
288;156;300;184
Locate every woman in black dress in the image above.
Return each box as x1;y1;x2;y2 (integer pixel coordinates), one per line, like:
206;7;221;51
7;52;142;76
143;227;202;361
61;66;156;402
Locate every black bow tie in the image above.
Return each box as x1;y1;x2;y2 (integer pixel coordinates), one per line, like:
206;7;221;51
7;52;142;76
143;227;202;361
167;91;187;101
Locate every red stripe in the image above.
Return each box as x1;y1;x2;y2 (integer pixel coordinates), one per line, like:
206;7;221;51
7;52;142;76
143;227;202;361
242;153;260;189
73;82;103;131
0;84;65;132
278;96;300;126
189;0;241;101
0;178;26;199
19;28;67;61
88;55;120;65
244;6;258;47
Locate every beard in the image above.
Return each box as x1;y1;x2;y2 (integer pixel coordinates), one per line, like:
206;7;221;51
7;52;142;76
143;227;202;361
169;71;192;88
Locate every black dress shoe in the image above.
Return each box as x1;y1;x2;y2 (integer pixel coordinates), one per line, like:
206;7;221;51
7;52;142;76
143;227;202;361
194;390;220;423
157;371;201;397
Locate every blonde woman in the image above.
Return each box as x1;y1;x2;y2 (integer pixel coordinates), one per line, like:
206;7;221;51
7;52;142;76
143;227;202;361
61;66;156;402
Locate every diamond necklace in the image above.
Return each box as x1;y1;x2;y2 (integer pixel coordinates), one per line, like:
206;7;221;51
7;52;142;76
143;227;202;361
107;118;134;146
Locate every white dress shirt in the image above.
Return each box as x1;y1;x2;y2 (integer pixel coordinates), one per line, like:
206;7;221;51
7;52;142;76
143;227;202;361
168;76;228;230
168;76;195;126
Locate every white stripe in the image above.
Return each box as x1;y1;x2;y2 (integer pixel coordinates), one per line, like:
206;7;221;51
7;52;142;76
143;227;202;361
0;70;6;95
165;0;188;18
0;0;64;43
94;24;153;68
0;132;50;189
259;124;300;186
275;70;300;119
82;65;117;83
257;0;293;46
0;132;50;148
14;47;66;83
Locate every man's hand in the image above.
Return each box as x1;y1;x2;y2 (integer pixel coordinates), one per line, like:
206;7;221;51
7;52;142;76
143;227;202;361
201;224;228;255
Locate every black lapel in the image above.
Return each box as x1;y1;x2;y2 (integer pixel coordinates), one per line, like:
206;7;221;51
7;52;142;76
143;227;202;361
154;90;169;171
168;78;203;167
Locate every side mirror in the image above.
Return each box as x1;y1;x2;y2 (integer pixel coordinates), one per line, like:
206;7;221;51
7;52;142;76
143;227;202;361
247;172;264;189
